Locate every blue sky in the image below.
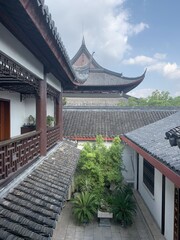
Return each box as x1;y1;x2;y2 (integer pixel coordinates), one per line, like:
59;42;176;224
45;0;180;97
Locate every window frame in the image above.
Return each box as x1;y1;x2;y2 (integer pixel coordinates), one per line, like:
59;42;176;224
143;158;155;195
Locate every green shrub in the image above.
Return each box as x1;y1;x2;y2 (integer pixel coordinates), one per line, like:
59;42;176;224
111;184;137;227
71;192;98;224
75;135;124;196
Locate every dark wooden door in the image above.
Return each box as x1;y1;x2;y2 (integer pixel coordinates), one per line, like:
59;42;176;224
0;100;10;141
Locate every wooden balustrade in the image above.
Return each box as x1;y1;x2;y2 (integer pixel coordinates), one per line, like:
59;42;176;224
0;131;41;180
47;126;60;150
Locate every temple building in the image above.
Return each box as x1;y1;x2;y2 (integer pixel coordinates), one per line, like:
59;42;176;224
64;37;146;105
2;1;176;240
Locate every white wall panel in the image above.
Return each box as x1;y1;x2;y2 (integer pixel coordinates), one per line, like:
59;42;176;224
139;155;162;227
47;73;61;92
122;145;135;183
24;98;36;124
165;178;174;240
0;23;43;79
47;98;54;117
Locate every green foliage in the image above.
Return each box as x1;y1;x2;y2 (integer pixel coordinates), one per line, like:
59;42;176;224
71;192;98;224
111;184;137;227
75;177;93;192
46;115;54;127
118;90;180;107
28;115;35;125
75;135;124;198
62;97;67;106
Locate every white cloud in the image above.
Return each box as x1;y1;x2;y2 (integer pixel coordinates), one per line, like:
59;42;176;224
123;53;180;80
148;62;180;79
122;55;155;65
44;0;148;65
129;88;156;98
174;91;180;97
130;22;149;35
153;53;166;60
163;63;180;79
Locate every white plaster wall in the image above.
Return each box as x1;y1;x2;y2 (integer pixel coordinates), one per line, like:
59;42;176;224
165;178;174;240
0;23;43;79
76;140;112;150
122;145;135;183
47;73;61;92
24;97;55;125
138;155;162;228
24;98;36;124
77;141;86;150
47;98;54;117
0;91;25;137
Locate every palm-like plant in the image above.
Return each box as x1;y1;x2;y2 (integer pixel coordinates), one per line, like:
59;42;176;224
111;185;137;227
71;191;98;224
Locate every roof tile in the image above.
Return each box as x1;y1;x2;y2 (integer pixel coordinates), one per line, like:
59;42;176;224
0;141;80;239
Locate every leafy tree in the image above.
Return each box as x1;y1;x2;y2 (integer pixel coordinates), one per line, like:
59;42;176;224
75;135;124;198
146;90;173;106
118;90;180;107
171;96;180;106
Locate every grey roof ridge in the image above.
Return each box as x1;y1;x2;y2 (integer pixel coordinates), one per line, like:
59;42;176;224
63;106;180;111
33;1;76;80
124;110;180;137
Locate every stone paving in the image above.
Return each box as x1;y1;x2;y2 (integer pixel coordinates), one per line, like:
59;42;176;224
52;202;153;240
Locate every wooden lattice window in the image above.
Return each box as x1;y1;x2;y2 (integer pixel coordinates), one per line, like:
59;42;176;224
143;159;154;195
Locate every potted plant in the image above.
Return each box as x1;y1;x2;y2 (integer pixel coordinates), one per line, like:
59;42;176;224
71;191;98;224
21;115;36;134
98;198;113;219
46;115;54;127
28;115;35;125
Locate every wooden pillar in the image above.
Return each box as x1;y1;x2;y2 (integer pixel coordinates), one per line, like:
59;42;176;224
56;91;63;141
36;71;47;156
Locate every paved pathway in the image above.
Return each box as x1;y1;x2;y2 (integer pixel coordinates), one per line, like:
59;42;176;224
52;202;153;240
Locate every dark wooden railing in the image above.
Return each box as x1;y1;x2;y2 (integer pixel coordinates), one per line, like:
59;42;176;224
47;126;60;150
0;131;41;180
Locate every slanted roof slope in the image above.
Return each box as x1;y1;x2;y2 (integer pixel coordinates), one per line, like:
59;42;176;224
0;141;80;239
63;106;178;140
123;111;180;175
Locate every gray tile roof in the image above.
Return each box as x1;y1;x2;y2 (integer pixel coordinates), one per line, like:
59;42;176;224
0;141;80;239
124;111;180;174
63;106;179;138
71;39;145;90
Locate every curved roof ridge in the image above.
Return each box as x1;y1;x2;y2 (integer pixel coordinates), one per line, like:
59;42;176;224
71;38;146;82
71;37;103;69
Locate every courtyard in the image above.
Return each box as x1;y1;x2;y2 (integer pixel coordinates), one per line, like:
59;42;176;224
52;196;165;240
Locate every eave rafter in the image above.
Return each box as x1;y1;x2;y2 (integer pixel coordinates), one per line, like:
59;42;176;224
47;84;60;102
0;50;40;95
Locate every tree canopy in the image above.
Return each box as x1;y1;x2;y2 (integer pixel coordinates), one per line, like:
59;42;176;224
118;90;180;107
75;135;124;198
